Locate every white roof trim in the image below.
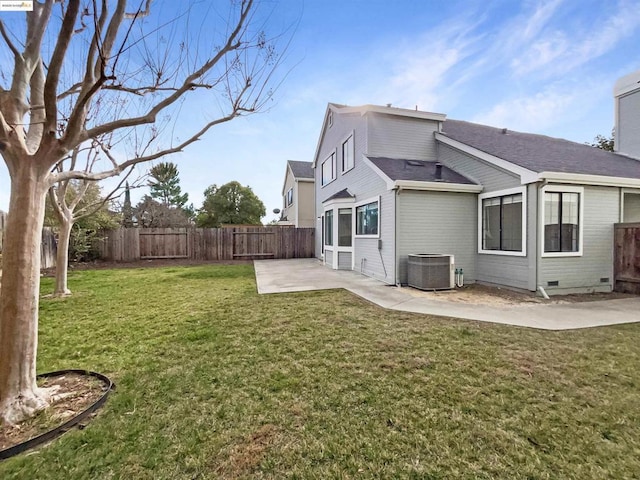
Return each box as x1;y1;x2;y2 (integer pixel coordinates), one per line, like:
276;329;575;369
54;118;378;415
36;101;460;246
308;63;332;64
614;70;640;97
339;104;446;122
435;132;538;184
394;180;483;193
537;172;640;188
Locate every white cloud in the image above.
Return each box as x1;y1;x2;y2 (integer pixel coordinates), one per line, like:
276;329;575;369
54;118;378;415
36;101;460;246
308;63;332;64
511;0;640;77
471;77;610;134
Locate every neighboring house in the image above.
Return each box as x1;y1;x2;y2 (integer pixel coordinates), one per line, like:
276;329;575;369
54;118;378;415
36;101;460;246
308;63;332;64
312;71;640;295
279;160;315;228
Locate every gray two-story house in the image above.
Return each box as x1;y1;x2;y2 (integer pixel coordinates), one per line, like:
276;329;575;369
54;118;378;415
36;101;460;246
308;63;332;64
312;71;640;295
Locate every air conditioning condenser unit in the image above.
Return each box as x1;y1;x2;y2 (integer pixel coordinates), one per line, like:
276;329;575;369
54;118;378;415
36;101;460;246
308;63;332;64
407;254;455;290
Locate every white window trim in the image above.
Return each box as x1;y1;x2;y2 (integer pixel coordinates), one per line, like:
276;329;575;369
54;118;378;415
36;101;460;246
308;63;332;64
478;186;527;257
341;132;355;174
321;150;337;187
620;187;640;222
354;195;381;239
286;187;293;206
539;185;584;258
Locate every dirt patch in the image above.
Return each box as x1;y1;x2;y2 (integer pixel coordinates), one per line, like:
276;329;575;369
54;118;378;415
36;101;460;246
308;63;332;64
41;258;253;276
213;424;282;477
0;373;108;452
402;283;635;307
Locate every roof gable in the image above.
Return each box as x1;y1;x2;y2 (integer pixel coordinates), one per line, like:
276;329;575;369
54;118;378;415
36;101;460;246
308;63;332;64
288;160;313;179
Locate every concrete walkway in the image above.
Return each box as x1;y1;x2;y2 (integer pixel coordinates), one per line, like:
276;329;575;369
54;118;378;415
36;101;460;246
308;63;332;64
254;258;640;331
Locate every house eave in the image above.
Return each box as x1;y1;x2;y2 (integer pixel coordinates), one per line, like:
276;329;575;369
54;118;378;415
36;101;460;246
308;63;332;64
537;172;640;188
393;180;483;193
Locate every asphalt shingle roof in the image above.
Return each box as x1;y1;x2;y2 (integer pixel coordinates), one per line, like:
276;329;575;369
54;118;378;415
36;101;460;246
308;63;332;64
288;160;314;179
323;188;355;203
441;120;640;179
367;157;477;185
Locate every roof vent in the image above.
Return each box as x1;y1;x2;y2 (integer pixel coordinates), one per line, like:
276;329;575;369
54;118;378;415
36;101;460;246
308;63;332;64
405;159;424;167
386;103;392;108
435;163;443;180
501;128;508;134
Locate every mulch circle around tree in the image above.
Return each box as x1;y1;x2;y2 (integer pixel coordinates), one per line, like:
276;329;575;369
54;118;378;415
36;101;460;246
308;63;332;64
0;370;115;460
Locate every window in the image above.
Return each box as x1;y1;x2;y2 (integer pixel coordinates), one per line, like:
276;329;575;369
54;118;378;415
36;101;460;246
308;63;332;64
338;208;352;246
342;135;354;173
321;152;336;186
544;191;580;253
356;201;379;236
286;188;293;206
324;210;333;246
482;193;523;251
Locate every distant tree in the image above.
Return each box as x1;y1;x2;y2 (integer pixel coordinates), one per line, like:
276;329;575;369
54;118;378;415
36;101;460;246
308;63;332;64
590;131;614;151
122;182;134;228
149;162;189;209
196;181;266;227
133;195;191;228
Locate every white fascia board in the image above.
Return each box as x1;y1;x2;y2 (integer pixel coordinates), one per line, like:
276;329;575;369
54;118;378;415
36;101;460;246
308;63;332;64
281;164;293;196
296;178;315;183
361;155;396;190
312;104;341;169
614;70;640;97
339;104;447;122
537;172;640;188
435;132;537;183
394;180;483;193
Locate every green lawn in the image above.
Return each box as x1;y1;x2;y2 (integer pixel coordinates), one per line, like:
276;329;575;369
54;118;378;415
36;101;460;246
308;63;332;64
1;264;639;479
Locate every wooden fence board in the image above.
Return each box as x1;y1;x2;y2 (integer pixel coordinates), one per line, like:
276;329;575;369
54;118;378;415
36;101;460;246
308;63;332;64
614;223;640;294
96;226;314;262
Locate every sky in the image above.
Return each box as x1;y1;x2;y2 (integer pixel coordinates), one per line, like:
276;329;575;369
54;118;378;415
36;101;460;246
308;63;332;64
1;0;640;221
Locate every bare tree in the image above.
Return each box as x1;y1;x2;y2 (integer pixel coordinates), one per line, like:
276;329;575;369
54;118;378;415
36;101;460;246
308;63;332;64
48;141;138;297
0;0;286;425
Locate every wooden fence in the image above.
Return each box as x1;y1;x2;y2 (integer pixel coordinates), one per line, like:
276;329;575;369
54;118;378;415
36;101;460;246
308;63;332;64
0;211;56;269
614;223;640;294
96;226;315;262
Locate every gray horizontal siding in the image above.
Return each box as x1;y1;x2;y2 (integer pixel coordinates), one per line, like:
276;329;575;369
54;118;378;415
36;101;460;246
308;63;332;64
324;249;334;266
623;191;640;222
477;255;530;290
353;190;395;283
315;110;395;282
367;113;440;160
437;143;520;192
396;191;477;284
617;91;640;158
338;251;352;270
540;186;618;293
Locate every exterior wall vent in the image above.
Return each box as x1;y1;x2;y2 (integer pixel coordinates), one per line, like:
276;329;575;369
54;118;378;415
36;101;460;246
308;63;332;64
407;254;455;290
547;280;559;287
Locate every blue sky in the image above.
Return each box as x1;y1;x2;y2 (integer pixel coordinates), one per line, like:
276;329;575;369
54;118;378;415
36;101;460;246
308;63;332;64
1;0;640;219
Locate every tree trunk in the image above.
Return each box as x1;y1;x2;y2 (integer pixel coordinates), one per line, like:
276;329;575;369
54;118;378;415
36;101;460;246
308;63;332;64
0;161;51;425
53;216;72;297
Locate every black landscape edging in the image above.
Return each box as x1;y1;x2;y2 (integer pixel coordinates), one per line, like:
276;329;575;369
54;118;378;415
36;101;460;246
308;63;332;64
0;369;115;461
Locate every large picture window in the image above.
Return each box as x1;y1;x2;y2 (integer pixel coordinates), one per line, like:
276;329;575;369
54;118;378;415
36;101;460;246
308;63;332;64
321;152;336;186
342;135;354;173
338;208;352;246
356;201;379;236
324;210;333;246
482;193;523;252
544;191;580;253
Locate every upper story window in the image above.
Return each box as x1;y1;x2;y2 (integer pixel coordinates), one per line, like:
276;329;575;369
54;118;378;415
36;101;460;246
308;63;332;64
286;187;293;207
355;199;379;237
478;187;526;256
342;134;354;173
321;152;336;186
542;186;583;256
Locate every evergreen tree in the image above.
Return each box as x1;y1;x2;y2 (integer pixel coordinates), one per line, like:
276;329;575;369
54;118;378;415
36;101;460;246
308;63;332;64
148;162;189;208
122;182;134;227
196;181;266;227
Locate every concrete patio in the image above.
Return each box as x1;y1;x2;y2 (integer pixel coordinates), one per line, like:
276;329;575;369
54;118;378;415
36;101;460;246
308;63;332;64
254;258;640;331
